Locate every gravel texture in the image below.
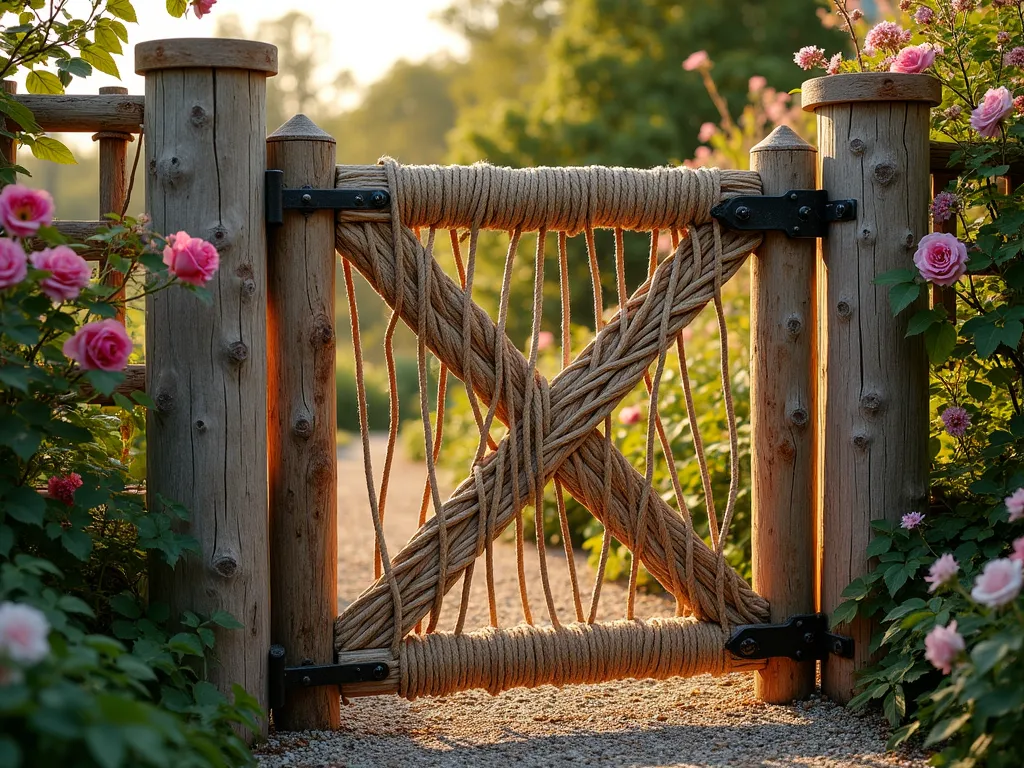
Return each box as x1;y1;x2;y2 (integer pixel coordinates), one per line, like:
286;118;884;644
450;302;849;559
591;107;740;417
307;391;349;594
255;436;927;768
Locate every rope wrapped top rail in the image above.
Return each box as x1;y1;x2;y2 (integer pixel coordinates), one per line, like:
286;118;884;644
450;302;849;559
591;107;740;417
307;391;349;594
335;162;761;233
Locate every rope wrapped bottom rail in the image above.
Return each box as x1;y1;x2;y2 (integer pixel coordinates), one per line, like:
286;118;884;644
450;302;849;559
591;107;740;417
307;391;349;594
393;618;766;699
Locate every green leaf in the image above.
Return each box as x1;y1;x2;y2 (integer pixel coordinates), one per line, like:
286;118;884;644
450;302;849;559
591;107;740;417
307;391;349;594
0;97;40;133
56;58;93;78
831;599;859;626
167;632;203;657
905;309;941;337
207;610;244;630
62;528;93;560
884;563;910;596
109;593;141;619
967;381;992;401
57;595;94;616
977;163;1010;178
0;736;20;768
924;712;971;747
166;0;187;17
4;486;45;525
130;390;157;409
866;535;892;558
85;725;125;768
80;46;120;79
192;680;225;707
874;268;917;286
105;0;138;23
29;136;76;165
25;70;64;96
975;322;1002;358
925;321;957;364
84;370;124;396
889;282;921;315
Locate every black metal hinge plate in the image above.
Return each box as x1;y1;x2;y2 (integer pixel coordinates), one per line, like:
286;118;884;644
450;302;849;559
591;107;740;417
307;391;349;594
725;613;855;662
265;169;390;225
711;190;856;238
268;645;390;712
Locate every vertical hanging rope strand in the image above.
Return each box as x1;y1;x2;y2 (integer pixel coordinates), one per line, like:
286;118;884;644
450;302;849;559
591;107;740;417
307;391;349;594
521;227;560;627
418;228;450;635
343;255;403;656
556;230;585;623
626;244;684;620
584;226;613;624
454;228;495;450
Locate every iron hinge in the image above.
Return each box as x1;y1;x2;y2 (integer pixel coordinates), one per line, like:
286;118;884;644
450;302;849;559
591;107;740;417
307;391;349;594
268;645;390;713
265;169;390;225
711;190;856;238
725;613;854;662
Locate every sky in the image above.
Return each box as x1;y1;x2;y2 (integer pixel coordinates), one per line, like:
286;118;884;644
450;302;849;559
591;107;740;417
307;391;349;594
35;0;466;95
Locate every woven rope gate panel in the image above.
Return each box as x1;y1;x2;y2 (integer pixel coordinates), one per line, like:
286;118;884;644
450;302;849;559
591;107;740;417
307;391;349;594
332;160;769;698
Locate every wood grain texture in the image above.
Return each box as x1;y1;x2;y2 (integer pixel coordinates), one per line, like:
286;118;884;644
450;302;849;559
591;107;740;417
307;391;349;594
812;95;932;704
335;649;401;698
11;93;143;134
143;60;272;735
266;115;340;730
801;73;941;111
136;38;278;75
95;87;132;324
749;126;818;703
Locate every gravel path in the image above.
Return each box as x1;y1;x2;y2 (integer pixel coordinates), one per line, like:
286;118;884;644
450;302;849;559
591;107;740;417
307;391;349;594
256;436;926;768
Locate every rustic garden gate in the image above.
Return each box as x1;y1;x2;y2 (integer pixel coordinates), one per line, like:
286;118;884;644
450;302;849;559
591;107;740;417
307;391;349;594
7;37;946;737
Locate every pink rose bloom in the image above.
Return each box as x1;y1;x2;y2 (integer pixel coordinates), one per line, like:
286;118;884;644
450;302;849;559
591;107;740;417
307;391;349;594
924;553;959;592
748;76;767;93
890;44;936;74
913;232;968;286
162;231;220;286
0;184;53;238
30;246;92;302
619;405;642;425
0;602;50;665
924;621;964;675
0;237;27;289
63;319;133;372
682;51;709;71
901;511;925;529
1006;487;1024;522
1012;537;1024;564
698;122;717;143
536;331;554;352
47;473;83;506
970;558;1023;607
793;46;827;71
971;87;1014;138
192;0;216;18
940;406;971;437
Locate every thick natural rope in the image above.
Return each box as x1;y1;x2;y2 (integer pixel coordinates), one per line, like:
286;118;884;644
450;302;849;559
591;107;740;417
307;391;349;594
334;191;769;651
398;618;766;700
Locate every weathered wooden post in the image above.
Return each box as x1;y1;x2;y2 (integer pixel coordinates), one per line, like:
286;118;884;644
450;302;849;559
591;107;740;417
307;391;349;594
137;38;278;733
749;125;818;703
94;85;133;323
802;73;940;703
266;115;340;730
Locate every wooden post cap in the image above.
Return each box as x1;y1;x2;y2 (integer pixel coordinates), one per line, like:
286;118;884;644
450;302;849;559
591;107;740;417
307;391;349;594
135;38;278;75
267;114;336;144
800;72;941;111
751;125;816;154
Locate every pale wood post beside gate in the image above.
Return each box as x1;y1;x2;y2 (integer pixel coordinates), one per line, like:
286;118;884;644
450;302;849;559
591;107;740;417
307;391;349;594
266;116;340;730
802;73;940;703
137;38;278;734
749;126;818;703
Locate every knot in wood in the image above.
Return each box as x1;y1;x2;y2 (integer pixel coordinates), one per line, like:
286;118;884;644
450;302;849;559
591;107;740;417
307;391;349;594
860;392;884;416
156;154;188;184
212;554;239;578
190;104;209;127
777;438;796;462
194;419;207;432
785;314;803;339
848;138;866;155
155;389;175;412
859;226;875;245
836;300;853;320
292;413;314;440
872;162;897;186
311;315;334;347
788;407;809;428
903;230;916;248
227;341;249;363
852;432;870;451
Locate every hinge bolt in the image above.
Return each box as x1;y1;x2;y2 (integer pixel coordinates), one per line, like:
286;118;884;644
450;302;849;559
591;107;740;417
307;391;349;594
833;638;845;655
301;675;311;687
834;203;848;217
371;192;387;208
735;206;751;221
354;194;365;207
803;632;816;645
301;193;312;204
789;192;798;201
738;637;759;657
372;664;388;681
798;205;812;220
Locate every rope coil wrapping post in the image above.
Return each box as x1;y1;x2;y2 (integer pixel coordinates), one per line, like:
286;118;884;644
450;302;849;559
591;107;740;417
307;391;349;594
334;159;769;692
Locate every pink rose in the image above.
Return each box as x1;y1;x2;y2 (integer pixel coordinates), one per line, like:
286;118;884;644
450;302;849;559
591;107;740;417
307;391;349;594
0;184;53;238
162;231;220;286
913;232;968;286
924;553;959;592
0;238;27;289
1011;537;1024;564
924;621;964;675
683;51;709;71
1006;487;1024;522
0;602;50;665
970;86;1014;139
47;473;83;506
970;558;1023;607
192;0;216;18
30;246;92;302
619;405;642;425
890;44;936;74
63;319;133;372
